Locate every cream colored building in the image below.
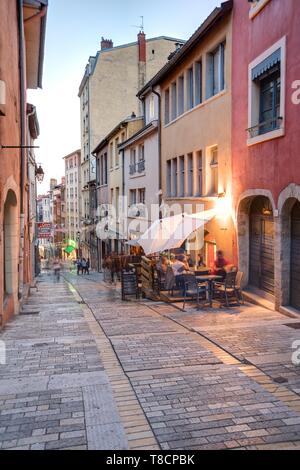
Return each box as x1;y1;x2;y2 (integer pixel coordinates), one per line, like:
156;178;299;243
140;2;234;266
120;90;161;243
78;34;184;262
63;150;81;245
93;115;143;255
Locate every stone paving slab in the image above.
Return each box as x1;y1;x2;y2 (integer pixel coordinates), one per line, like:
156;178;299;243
110;332;221;372
48;371;108;390
65;272;300;450
86;423;128;450
0;275;134;450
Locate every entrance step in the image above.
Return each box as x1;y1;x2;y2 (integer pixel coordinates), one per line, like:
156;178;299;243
279;305;300;319
243;289;275;311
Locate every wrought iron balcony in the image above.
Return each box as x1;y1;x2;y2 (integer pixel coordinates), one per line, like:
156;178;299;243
129;160;145;175
247;116;283;138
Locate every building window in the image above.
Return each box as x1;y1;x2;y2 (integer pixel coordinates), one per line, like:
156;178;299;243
130;148;136;175
167;160;172;197
104;153;108;184
149;95;155;120
171;82;177;121
138;188;146;205
138;144;145;173
179;156;185;197
116;187;119;216
259;70;281;135
196;151;203;196
248;38;285;143
178;76;185;116
187;153;194;197
115;137;120;166
165;88;170;125
210;147;218;195
187;67;194;110
206;42;225;99
130;189;137;206
195;61;202;105
172;158;178;197
109;142;114;169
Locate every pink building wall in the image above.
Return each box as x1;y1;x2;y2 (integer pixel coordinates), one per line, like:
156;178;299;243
232;0;300;207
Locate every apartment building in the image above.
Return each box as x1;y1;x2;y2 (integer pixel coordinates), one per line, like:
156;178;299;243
141;1;234;266
78;32;184;262
64;149;81;244
232;0;300;312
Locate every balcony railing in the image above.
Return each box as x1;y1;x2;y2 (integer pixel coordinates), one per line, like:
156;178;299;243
129;160;145;175
247;116;283;138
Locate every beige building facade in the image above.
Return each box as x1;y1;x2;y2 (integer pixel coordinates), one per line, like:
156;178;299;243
93;116;143;257
78;34;184;263
64;150;81;244
140;2;235;267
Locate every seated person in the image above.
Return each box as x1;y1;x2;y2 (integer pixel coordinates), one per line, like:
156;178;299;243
197;254;206;268
172;255;189;290
212;250;232;279
186;254;194;268
156;255;168;274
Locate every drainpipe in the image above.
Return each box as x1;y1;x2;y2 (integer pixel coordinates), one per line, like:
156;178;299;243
17;0;26;301
151;87;162;219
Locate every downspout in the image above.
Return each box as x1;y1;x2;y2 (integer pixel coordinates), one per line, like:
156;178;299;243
151;87;162;219
17;0;26;301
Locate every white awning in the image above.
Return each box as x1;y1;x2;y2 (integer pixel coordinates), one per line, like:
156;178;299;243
134;209;216;255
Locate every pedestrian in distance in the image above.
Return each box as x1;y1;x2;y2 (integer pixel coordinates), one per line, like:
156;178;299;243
53;258;61;283
86;258;90;275
76;258;82;275
81;258;87;275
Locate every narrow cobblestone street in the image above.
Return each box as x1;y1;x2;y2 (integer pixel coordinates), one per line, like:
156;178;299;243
1;271;300;450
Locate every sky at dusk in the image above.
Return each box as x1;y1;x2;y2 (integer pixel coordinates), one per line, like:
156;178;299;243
28;0;221;195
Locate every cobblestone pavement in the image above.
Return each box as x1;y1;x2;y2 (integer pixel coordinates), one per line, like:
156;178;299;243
1;270;300;450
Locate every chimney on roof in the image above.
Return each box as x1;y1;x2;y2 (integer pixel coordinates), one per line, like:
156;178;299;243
138;31;146;63
101;37;113;50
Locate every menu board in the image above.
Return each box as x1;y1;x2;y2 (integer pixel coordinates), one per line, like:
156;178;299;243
121;269;138;300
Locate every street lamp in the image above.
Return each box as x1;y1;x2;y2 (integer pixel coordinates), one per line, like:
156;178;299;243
35;164;45;183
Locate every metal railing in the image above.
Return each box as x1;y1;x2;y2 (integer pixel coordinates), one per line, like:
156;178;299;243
247;116;283;138
129;160;145;175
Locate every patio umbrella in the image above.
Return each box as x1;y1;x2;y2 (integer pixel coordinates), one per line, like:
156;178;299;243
137;209;216;255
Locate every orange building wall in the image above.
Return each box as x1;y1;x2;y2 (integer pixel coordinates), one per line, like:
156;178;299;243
0;0;21;326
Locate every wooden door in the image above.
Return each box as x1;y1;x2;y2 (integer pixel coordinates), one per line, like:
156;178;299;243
291;202;300;310
249;197;275;295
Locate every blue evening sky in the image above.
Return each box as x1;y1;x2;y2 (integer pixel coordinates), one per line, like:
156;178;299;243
28;0;221;194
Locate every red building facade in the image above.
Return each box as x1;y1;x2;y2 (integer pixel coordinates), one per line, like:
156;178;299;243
232;0;300;311
0;1;47;327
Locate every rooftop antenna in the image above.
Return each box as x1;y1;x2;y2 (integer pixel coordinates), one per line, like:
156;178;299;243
131;16;144;32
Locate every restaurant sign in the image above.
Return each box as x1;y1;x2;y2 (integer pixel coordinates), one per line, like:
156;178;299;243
38;223;53;239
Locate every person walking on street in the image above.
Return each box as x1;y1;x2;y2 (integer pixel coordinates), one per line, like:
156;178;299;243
76;258;82;275
81;258;87;275
53;258;61;282
86;258;90;275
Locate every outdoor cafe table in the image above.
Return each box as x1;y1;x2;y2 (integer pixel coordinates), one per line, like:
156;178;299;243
195;274;223;307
